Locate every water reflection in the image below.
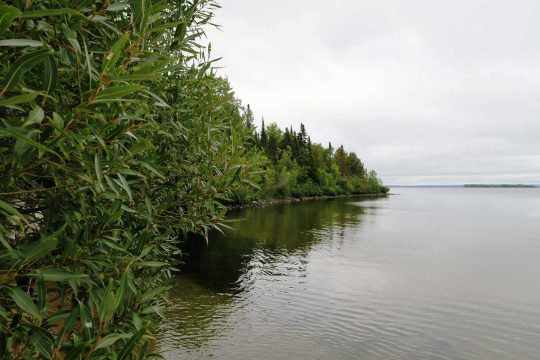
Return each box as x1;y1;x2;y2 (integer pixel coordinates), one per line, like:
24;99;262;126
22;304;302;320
157;198;368;357
181;198;366;291
158;189;540;360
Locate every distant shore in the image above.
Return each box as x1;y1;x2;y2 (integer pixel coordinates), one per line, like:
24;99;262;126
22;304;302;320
464;184;538;188
389;184;538;188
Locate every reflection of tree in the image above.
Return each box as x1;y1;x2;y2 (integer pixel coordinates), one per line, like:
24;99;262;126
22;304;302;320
181;198;367;291
160;198;372;355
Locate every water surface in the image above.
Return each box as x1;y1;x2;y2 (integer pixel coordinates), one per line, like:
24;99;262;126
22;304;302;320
158;188;540;359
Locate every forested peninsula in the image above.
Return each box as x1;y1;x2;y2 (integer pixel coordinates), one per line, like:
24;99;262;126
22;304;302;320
235;113;388;202
0;1;386;358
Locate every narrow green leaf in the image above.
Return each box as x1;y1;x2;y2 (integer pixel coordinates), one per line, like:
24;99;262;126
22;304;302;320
117;174;132;202
26;324;54;359
0;199;24;218
37;270;88;282
0;5;21;34
0;39;43;47
115;269;130;309
141;305;163;316
132;0;150;34
0;92;39;107
2;49;53;93
107;3;128;12
95;154;103;190
54;308;78;348
110;73;161;82
24;238;58;262
36;271;47;312
0;127;60;157
95;333;130;350
140;161;165;179
18;8;83;18
102;32;129;72
118;328;146;360
43;55;58;96
140;287;169;303
94;85;144;101
137;342;149;360
0;233;13;251
99;282;117;324
137;261;168;268
44;309;72;323
9;287;40;318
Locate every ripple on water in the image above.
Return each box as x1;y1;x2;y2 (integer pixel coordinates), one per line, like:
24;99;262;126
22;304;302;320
158;190;540;360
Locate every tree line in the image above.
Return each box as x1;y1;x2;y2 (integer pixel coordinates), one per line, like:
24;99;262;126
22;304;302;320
235;107;388;201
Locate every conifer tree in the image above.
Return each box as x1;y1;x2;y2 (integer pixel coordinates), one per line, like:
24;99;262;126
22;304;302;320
260;118;268;149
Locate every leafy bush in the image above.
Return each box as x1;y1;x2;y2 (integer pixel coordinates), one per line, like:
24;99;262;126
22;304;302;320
0;0;250;358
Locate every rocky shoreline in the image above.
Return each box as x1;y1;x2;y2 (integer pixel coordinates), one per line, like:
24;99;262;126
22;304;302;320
228;193;389;211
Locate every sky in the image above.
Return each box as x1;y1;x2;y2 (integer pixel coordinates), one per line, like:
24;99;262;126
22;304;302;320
205;0;540;185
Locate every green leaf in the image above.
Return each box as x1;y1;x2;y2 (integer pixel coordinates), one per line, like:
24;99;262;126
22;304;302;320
110;73;161;82
36;271;47;312
140;161;165;179
0;233;13;251
38;270;88;282
54;309;78;348
115;269;131;308
132;0;150;34
26;324;54;359
23;106;45;127
99;282;117;324
18;8;84;18
24;238;58;262
43;55;58;96
0;199;24;218
2;48;53;93
107;3;128;12
137;261;168;268
118;327;146;360
141;305;163;316
95;333;131;350
93;85;144;102
95;154;103;190
0;92;39;107
117;174;132;202
45;309;72;323
9;287;40;318
0;5;21;34
0;39;43;47
102;32;129;73
140;287;168;303
0;127;61;158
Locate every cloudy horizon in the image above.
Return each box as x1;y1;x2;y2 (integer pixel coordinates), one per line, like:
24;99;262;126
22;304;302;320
206;0;540;185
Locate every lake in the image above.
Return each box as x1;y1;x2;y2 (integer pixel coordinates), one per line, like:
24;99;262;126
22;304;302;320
157;188;540;359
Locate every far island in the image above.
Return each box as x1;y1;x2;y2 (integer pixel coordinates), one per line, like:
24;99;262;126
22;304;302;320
464;184;537;188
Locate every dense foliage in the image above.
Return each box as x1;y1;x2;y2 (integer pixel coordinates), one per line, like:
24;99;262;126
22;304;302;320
0;0;386;358
0;0;251;358
236;118;388;201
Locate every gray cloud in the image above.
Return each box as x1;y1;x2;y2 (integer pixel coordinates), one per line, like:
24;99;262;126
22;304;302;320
206;0;540;185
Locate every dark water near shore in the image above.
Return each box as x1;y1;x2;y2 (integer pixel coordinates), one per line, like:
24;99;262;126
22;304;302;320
158;188;540;359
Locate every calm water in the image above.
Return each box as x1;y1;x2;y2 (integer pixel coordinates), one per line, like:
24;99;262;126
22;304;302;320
158;188;540;359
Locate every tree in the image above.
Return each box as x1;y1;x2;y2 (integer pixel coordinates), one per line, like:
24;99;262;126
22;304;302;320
260;118;268;149
335;145;348;176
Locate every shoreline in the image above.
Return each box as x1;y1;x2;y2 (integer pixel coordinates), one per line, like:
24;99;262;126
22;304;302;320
228;193;389;211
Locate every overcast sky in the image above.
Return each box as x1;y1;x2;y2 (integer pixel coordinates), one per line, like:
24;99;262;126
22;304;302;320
206;0;540;185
